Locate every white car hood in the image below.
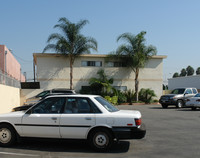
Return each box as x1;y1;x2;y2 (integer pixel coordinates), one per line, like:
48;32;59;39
0;111;25;118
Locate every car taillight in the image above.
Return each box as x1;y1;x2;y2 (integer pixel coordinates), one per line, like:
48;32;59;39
186;99;190;101
135;118;142;126
196;99;200;102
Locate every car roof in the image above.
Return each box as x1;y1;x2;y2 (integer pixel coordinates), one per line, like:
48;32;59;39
45;94;100;99
51;88;75;91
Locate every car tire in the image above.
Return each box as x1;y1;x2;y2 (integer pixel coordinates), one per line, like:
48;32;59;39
0;124;16;147
162;104;168;109
176;100;183;108
89;129;113;152
191;107;197;111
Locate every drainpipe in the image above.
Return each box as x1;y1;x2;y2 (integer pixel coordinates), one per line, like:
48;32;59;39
4;50;7;74
33;59;35;82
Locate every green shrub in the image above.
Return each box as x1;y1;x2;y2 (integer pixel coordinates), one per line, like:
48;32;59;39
117;90;127;104
111;96;118;105
139;88;156;104
124;89;135;105
104;96;112;103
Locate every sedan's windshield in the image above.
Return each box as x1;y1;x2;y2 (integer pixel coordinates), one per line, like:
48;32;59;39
95;97;119;112
171;89;185;94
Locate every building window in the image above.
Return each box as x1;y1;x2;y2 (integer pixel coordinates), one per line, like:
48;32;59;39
81;61;102;67
106;61;127;67
114;86;127;91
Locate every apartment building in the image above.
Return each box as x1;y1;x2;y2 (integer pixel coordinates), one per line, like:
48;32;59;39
33;53;166;99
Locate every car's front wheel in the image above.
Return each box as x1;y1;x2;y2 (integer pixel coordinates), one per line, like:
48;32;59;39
89;129;113;151
162;104;168;109
0;124;16;147
176;100;184;108
191;107;197;111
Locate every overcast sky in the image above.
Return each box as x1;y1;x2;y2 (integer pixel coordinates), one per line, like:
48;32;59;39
1;0;200;81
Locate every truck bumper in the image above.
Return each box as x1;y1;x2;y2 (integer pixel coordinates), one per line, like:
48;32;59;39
159;99;177;105
112;124;146;139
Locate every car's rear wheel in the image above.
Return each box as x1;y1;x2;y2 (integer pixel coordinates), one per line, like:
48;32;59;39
89;129;113;151
0;124;16;147
162;104;168;109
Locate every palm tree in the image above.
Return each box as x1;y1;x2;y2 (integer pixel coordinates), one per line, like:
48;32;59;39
111;31;157;101
43;17;97;89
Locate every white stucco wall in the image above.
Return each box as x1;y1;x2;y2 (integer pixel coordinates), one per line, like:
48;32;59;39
34;54;166;99
168;75;200;90
0;84;20;113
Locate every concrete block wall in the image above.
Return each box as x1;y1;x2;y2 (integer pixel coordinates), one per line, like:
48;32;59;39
0;84;20;114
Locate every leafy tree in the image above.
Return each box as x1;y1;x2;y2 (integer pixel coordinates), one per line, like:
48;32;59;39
180;68;186;77
173;72;179;78
89;69;116;95
163;84;168;90
186;65;194;76
196;67;200;75
109;31;157;101
43;17;97;89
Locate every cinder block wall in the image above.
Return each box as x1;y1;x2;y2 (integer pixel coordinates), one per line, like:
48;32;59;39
0;84;20;113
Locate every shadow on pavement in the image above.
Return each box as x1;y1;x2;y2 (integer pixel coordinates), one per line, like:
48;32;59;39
9;139;130;153
176;108;200;112
149;106;177;110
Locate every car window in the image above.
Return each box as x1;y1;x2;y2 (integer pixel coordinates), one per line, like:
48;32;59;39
192;88;198;94
31;97;65;114
64;98;95;114
194;93;200;97
171;89;185;94
35;91;50;98
185;89;192;94
95;97;119;112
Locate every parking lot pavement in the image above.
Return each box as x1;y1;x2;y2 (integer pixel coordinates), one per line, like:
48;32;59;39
1;104;200;158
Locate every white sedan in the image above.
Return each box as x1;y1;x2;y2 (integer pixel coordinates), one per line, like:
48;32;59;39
0;94;146;151
185;93;200;110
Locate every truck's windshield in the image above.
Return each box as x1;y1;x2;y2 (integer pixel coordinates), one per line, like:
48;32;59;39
171;89;185;94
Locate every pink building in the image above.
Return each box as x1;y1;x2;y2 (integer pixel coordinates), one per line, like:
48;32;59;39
0;45;25;82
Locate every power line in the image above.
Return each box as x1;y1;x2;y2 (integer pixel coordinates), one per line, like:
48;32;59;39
11;51;32;63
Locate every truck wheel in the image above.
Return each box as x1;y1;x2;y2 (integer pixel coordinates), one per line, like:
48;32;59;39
177;100;183;108
191;107;197;111
162;104;168;109
0;124;16;147
89;129;113;151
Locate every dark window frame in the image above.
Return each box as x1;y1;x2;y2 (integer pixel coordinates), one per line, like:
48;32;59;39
81;61;102;67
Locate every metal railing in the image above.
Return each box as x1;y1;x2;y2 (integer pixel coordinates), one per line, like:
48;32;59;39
0;70;20;88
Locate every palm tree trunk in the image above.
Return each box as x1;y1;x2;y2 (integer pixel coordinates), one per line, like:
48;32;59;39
70;58;73;90
135;68;139;102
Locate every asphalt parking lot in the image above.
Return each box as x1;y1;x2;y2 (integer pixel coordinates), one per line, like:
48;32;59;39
0;104;200;158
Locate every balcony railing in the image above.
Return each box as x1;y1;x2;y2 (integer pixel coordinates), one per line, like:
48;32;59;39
0;70;20;88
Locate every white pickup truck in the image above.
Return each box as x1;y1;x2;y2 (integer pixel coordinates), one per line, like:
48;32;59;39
0;95;146;151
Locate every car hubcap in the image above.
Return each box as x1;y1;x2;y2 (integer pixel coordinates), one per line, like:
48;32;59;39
178;101;182;107
95;134;108;147
0;128;11;144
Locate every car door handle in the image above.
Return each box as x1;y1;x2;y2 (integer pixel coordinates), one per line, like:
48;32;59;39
85;117;92;120
51;117;57;120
